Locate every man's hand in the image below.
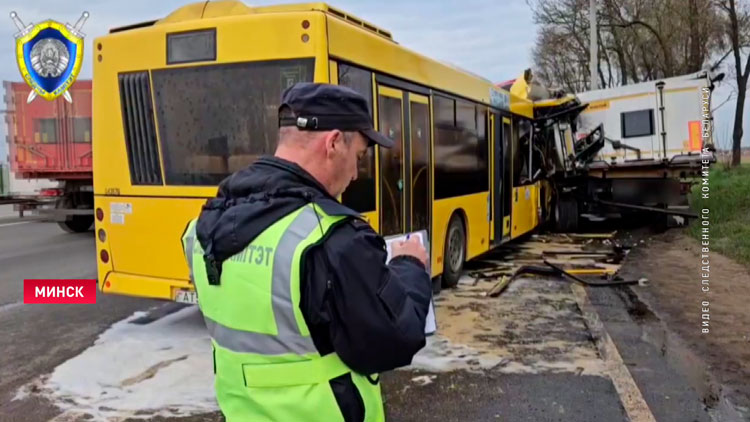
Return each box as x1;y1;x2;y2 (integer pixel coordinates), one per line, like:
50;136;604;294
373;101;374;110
391;236;428;268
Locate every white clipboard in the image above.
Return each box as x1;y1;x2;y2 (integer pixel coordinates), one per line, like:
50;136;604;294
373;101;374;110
383;230;437;336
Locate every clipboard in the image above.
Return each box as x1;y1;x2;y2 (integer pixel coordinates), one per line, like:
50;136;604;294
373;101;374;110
383;230;437;336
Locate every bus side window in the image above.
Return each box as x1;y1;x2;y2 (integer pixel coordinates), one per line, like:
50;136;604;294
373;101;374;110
512;118;532;186
338;63;376;213
434;96;488;199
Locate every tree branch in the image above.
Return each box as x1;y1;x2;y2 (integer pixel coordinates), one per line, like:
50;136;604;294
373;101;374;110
711;48;736;71
601;19;674;75
712;92;736;112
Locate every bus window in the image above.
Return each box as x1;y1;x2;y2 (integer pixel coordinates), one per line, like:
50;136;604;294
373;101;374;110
338;63;375;213
410;100;430;233
338;63;373;114
434;96;488;199
513;118;532;186
502;118;513;231
476;105;487;145
378;94;404;236
150;59;314;185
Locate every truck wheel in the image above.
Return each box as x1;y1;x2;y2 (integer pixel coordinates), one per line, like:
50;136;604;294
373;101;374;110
56;196;93;233
58;216;94;233
554;196;579;232
441;214;466;288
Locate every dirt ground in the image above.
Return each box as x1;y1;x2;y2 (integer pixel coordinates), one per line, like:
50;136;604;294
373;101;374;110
408;277;604;376
618;228;750;419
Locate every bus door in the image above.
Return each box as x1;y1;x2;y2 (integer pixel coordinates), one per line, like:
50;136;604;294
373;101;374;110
491;113;513;245
501;116;512;241
376;85;431;238
377;86;405;236
407;93;431;237
490;113;500;245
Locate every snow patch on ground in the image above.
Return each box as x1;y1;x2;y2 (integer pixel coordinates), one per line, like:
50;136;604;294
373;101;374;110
408;334;505;372
15;306;218;421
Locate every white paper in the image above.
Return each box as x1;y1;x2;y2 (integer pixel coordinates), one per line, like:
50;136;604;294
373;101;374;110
110;202;133;214
383;230;437;335
110;212;125;225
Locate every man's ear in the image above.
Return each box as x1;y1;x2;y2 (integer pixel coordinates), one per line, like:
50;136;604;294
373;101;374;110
325;130;344;155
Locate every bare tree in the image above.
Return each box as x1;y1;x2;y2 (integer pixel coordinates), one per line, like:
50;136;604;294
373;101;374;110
717;0;750;166
531;0;593;91
529;0;725;91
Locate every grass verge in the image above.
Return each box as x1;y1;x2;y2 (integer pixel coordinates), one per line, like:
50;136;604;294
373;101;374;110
689;163;750;267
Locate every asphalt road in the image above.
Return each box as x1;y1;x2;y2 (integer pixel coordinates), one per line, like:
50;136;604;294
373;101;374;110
0;217;725;422
0;218;161;420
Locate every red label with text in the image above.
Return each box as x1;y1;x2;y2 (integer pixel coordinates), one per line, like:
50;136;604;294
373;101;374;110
23;279;97;304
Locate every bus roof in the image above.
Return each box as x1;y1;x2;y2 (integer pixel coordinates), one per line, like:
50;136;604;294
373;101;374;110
105;1;530;115
112;1;393;41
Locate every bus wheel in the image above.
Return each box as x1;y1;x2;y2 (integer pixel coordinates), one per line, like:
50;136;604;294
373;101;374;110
442;215;466;288
554;196;578;233
432;277;442;295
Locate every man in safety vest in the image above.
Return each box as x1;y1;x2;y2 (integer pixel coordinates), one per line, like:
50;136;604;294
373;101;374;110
181;83;432;422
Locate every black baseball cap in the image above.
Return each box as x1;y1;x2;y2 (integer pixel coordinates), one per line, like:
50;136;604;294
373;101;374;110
278;82;394;148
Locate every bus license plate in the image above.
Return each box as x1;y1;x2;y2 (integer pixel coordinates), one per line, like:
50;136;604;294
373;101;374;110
174;290;198;304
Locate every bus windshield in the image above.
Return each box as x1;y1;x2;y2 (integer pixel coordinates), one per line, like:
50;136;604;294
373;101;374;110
150;58;314;185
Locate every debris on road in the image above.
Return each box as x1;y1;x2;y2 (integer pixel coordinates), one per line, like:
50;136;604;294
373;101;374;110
410;375;438;386
466;232;644;297
567;231;617;239
409;271;606;376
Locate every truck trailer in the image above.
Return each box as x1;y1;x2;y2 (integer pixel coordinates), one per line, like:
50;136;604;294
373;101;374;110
503;69;719;231
3;80;93;231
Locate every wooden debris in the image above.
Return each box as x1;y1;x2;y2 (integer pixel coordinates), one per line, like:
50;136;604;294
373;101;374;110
485;265;560;297
566;268;617;276
487;276;512;297
476;231;641;297
567;231;617;239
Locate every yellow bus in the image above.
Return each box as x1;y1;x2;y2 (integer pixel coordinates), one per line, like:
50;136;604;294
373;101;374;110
93;1;550;301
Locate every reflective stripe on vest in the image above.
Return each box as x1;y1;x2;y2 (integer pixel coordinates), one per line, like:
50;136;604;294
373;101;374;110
182;205;324;355
270;205;320;344
202;316;315;355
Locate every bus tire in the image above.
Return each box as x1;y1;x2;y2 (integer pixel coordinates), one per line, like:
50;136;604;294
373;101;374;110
554;196;578;233
441;214;466;288
432;277;442;295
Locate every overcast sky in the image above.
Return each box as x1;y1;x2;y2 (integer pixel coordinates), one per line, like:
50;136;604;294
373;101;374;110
0;0;746;163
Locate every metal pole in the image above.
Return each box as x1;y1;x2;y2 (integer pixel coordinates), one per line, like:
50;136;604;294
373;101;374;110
589;0;598;90
656;81;667;160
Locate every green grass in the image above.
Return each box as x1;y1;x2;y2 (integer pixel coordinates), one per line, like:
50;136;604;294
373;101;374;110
689;163;750;267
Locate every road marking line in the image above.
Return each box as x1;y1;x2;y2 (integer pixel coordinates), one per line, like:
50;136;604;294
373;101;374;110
571;283;658;422
0;221;31;228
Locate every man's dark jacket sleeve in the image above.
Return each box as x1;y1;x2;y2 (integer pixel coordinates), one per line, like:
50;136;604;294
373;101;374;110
300;218;432;375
